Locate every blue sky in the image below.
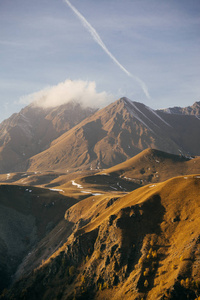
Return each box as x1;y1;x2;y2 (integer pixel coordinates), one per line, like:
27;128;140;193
0;0;200;121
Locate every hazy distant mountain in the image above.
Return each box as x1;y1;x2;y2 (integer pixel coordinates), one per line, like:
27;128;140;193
0;102;96;173
159;100;200;117
27;97;200;172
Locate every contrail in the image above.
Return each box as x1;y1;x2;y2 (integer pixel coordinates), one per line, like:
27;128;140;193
64;0;150;99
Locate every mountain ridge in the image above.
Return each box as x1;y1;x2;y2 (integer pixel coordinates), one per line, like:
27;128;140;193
158;100;200;117
26;97;200;172
0;97;200;174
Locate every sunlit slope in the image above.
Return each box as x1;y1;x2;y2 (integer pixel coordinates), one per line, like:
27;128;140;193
0;171;88;188
1;149;199;193
101;148;200;184
75;175;200;235
66;175;200;300
5;175;200;300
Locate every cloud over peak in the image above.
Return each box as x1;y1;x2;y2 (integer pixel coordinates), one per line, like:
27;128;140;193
20;79;114;109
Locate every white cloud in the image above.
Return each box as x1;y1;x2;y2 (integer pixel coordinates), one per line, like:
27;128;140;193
19;79;114;108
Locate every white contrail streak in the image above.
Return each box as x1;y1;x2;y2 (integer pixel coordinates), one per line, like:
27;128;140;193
64;0;150;99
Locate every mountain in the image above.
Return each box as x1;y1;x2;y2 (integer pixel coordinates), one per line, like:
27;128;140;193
2;175;200;300
27;97;200;172
0;101;96;173
159;100;200;118
0;97;200;174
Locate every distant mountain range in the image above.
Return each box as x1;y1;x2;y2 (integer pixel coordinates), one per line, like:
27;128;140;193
159;100;200;117
0;97;200;174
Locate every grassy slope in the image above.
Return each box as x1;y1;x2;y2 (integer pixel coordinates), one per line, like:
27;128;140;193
101;148;200;184
3;175;199;300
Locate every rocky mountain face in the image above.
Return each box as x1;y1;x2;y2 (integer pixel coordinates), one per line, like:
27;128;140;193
0;102;96;173
27;97;200;172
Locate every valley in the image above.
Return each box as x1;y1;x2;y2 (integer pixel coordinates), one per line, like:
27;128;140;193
0;98;199;299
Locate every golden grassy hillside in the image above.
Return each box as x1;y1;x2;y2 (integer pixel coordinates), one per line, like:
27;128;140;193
3;175;200;300
0;149;199;194
101;148;200;185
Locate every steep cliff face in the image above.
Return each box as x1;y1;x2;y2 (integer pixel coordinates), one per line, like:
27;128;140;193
3;175;200;300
